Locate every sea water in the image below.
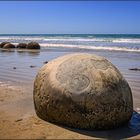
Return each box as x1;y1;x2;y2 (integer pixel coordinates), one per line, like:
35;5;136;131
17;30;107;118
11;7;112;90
0;34;140;52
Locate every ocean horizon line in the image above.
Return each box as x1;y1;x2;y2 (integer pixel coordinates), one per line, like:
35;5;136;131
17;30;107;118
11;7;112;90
0;33;140;35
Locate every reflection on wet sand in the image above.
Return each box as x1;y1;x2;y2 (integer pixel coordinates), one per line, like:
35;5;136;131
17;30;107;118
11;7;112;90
0;48;16;53
16;49;40;56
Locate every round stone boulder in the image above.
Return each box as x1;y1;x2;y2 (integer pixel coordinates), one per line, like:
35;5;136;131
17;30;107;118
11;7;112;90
3;43;15;49
27;42;40;49
33;53;133;130
17;43;27;49
0;42;10;48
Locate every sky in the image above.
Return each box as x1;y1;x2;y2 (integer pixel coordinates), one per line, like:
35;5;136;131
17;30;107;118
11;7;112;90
0;1;140;34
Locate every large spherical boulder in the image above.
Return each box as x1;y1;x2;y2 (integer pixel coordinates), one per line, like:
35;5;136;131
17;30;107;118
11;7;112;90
33;53;133;130
3;43;15;49
0;42;10;48
17;43;27;49
27;42;40;49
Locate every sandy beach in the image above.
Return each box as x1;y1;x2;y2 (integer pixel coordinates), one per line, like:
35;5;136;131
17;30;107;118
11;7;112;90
0;48;140;139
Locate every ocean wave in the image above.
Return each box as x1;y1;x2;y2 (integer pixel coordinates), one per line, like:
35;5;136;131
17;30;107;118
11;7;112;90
112;39;140;43
0;36;140;52
40;43;140;52
0;37;108;42
0;40;140;52
0;36;45;41
1;36;140;44
43;38;140;43
43;38;108;42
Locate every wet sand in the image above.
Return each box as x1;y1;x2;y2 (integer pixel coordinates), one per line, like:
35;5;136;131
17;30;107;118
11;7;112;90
0;48;140;139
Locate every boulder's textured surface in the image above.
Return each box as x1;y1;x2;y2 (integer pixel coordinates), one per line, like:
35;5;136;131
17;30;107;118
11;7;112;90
0;42;10;48
3;43;15;49
17;43;27;49
27;42;40;49
33;53;133;130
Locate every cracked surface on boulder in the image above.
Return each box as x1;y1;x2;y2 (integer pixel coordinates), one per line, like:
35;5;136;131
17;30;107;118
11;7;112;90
33;53;133;130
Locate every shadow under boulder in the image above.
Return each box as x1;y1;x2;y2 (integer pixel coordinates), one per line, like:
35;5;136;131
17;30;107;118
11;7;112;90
62;111;140;139
27;42;40;49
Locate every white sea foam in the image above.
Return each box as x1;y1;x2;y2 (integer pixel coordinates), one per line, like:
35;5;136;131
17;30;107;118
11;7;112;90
44;38;140;43
112;39;140;43
43;38;107;42
0;37;108;42
40;43;140;52
0;36;45;41
1;36;140;43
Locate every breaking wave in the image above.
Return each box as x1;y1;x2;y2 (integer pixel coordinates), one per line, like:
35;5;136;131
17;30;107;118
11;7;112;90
40;43;140;52
0;35;140;52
